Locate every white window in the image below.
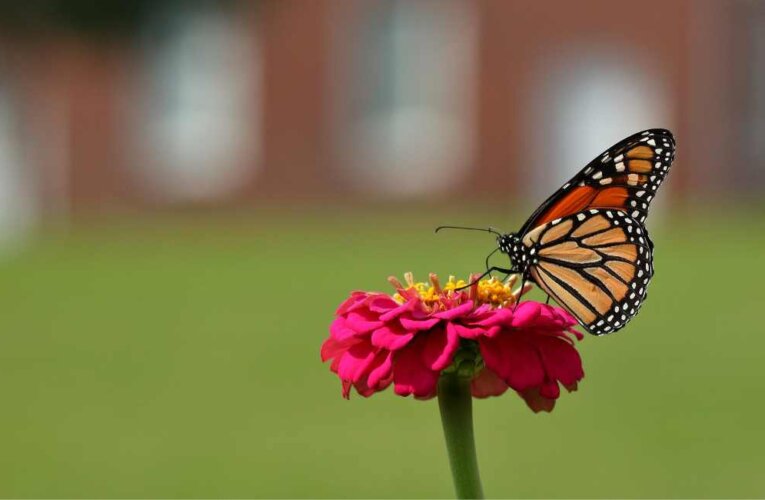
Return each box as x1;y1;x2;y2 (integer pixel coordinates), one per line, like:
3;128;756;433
0;85;37;254
742;5;765;190
525;48;672;205
332;0;477;197
133;3;260;202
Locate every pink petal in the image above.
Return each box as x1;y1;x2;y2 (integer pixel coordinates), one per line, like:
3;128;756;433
320;336;345;362
479;333;545;391
414;390;438;401
345;309;384;334
472;303;494;315
450;323;489;340
564;381;579;392
534;335;584;387
379;298;419;322
377;372;394;391
534;304;579;332
337;343;377;382
330;316;359;342
433;301;475;320
537;304;557;322
367;351;394;389
471;368;509;398
371;322;416;350
400;316;440;331
511;301;542;327
474;308;514;327
330;355;341;373
567;326;585;340
484;325;503;338
392;336;440;398
353;379;376;397
539;379;560;399
336;292;369;315
422;324;460;371
549;305;577;325
368;295;399;313
519;388;556;413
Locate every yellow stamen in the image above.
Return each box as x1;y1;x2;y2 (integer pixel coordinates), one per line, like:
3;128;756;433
475;276;517;307
442;276;468;293
390;272;528;309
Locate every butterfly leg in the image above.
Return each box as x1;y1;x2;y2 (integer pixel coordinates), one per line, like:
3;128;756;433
484;247;500;278
513;269;536;308
514;275;527;310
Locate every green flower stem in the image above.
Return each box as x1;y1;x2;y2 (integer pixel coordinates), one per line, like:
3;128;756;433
438;372;484;499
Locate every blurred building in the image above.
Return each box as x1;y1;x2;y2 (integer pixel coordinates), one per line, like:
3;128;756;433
0;0;761;240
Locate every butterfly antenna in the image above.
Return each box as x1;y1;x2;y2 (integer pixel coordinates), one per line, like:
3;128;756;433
435;225;502;236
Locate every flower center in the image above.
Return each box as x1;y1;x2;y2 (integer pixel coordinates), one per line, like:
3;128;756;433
475;277;516;308
390;272;522;310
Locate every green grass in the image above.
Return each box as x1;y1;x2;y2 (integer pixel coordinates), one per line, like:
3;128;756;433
0;206;763;498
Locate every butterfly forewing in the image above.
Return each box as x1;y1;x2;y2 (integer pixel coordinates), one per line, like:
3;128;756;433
524;209;653;335
519;129;675;234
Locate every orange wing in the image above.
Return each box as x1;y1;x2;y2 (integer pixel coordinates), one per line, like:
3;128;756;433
523;209;653;335
519;129;675;234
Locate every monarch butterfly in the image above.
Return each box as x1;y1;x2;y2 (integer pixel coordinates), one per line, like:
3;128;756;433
438;129;675;335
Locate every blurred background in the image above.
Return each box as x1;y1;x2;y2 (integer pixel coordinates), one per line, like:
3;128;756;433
0;0;763;497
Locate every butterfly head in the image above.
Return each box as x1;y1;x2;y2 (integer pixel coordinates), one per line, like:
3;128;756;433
497;233;526;271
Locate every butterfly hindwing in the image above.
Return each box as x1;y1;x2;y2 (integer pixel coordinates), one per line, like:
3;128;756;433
522;209;654;335
519;129;675;234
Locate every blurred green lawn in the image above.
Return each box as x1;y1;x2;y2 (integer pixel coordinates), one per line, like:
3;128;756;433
0;205;763;498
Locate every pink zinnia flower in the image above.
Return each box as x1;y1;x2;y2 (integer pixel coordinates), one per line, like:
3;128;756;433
321;273;584;412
